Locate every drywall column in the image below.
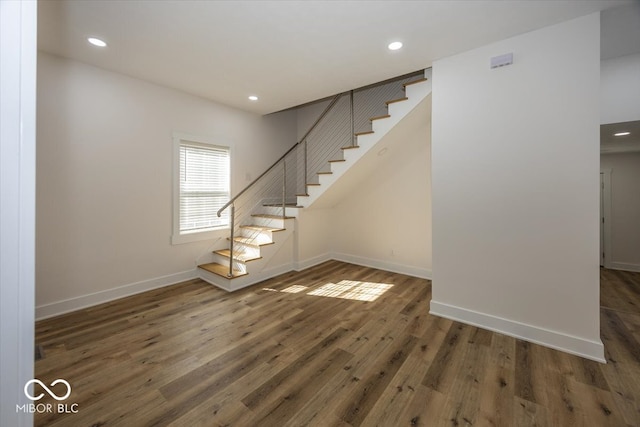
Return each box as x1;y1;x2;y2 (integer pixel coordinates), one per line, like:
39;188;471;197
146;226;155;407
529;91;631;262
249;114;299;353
0;1;37;425
431;13;604;361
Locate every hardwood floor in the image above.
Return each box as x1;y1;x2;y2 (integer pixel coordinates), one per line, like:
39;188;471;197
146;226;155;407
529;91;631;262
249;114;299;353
34;262;640;426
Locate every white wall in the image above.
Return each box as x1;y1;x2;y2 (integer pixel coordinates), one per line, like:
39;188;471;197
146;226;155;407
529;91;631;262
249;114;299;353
601;53;640;124
0;1;36;425
330;121;432;278
601;152;640;271
36;53;297;318
431;14;604;361
291;208;333;269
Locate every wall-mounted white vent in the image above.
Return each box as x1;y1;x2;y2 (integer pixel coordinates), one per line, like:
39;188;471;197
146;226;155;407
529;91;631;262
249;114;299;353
490;53;513;69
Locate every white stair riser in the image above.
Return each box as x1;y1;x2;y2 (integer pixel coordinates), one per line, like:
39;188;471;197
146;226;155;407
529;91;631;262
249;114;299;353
306;186;323;200
228;243;261;258
212;253;247;273
252;216;287;229
260;206;301;217
404;78;431;102
239;228;274;244
355;133;376;148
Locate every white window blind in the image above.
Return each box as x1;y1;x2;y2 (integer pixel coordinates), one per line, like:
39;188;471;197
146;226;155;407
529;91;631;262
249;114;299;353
179;142;230;233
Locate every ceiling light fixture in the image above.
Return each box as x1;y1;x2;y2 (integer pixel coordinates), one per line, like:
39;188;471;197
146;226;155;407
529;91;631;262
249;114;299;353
248;95;258;101
614;131;630;137
388;41;403;51
87;37;107;47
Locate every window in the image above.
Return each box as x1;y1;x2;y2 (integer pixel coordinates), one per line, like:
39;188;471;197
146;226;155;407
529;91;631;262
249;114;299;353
172;133;230;244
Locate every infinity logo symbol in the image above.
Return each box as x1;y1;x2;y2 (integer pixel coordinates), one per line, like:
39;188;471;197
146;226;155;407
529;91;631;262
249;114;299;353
24;379;72;401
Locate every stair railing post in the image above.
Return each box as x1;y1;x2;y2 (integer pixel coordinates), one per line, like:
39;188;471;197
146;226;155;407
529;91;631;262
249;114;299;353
282;159;287;220
350;89;355;146
304;139;308;189
228;203;235;278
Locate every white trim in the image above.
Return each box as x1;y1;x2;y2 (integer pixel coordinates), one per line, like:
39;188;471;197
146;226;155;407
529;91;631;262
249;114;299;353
197;268;231;292
430;300;605;363
198;252;339;294
600;169;613;269
331;252;432;280
1;2;37;424
235;263;295;291
35;269;198;320
609;262;640;273
294;253;332;271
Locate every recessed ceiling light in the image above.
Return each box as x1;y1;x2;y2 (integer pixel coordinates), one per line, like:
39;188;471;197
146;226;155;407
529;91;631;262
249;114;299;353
87;37;107;47
248;95;258;101
614;131;630;137
388;41;403;51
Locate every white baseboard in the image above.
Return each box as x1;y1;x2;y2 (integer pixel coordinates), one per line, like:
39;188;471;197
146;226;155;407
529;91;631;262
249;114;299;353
294;253;332;271
609;262;640;273
230;262;295;292
33;254;424;320
36;269;199;320
430;300;605;363
198;252;425;293
331;252;432;280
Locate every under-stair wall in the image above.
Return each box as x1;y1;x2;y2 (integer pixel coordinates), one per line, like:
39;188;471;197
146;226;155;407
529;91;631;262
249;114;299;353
329;104;432;278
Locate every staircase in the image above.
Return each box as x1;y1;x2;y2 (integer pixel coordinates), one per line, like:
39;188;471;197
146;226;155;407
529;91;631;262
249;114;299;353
198;68;432;291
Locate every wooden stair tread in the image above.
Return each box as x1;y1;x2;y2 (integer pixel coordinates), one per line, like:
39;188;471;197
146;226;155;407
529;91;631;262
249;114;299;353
296;193;309;197
307;183;321;186
385;97;408;105
403;77;428;87
251;213;295;220
355;130;374;136
317;171;332;175
198;262;247;278
370;114;390;121
328;159;346;163
239;225;285;232
214;249;262;262
341;145;360;150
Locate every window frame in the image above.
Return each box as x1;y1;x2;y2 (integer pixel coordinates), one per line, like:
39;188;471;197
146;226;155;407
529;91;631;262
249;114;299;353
171;132;232;245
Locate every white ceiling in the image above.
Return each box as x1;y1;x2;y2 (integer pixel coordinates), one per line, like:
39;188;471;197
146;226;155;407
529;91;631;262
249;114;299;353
38;0;633;115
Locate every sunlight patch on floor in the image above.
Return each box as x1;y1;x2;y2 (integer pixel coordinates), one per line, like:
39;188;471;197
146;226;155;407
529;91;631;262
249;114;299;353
280;285;308;294
263;280;393;302
307;280;393;302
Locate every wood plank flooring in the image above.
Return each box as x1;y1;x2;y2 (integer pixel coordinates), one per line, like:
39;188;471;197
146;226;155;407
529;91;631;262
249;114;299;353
34;262;640;426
